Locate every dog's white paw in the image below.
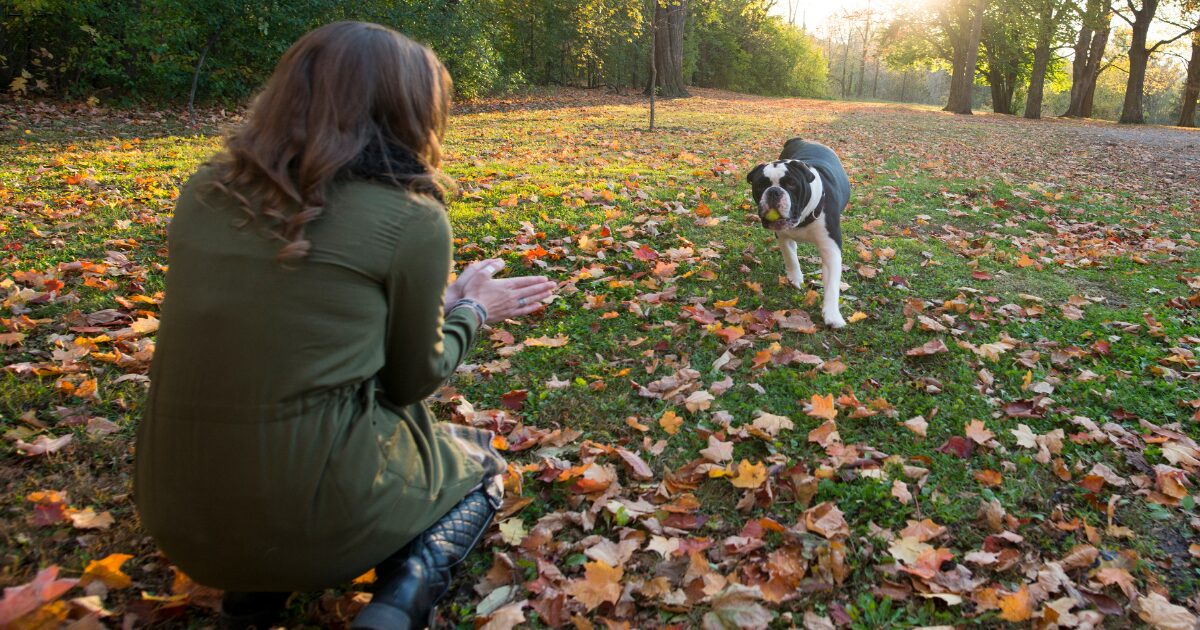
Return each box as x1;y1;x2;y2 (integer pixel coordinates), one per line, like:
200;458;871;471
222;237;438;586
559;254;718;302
823;310;846;329
787;273;804;289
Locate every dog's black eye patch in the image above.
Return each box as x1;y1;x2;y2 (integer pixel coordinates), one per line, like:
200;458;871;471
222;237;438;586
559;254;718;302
784;161;814;183
746;164;766;185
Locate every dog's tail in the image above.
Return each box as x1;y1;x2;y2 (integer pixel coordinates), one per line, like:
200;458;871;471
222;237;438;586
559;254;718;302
780;137;807;160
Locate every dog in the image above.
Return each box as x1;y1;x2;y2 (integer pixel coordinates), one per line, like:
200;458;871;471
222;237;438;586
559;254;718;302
746;138;850;329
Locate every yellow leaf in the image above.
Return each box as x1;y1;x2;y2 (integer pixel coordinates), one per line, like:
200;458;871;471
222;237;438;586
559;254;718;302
658;410;682;435
730;459;767;489
82;553;133;589
352;569;376;585
847;311;867;323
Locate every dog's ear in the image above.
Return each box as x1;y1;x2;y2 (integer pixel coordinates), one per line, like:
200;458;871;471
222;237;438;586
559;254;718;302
785;161;815;183
746;163;766;184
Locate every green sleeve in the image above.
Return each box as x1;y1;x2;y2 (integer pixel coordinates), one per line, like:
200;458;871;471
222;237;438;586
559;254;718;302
380;207;480;405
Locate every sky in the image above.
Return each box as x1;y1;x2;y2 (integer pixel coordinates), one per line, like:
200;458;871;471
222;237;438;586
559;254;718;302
767;0;901;34
768;0;1194;42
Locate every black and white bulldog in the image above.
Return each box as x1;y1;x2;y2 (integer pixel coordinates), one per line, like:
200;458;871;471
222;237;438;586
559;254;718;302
746;138;850;329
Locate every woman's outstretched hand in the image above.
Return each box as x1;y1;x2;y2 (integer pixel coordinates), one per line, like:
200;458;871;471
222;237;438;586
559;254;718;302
447;258;555;324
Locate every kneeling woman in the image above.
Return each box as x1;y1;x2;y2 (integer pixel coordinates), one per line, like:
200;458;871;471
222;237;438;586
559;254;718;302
134;21;555;629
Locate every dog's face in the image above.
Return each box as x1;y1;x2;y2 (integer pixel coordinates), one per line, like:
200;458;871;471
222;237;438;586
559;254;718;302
746;160;816;230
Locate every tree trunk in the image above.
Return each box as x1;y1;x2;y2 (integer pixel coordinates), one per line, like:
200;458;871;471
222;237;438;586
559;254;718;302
188;29;220;124
1177;29;1199;126
988;67;1014;114
1023;4;1055;119
645;0;688;97
872;58;881;97
900;71;909;102
649;8;657;129
1119;0;1158;124
857;11;872;98
841;37;851;98
944;0;987;114
1064;8;1109;118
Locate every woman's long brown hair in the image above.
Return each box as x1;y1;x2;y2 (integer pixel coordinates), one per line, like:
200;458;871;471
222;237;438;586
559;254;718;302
212;21;453;262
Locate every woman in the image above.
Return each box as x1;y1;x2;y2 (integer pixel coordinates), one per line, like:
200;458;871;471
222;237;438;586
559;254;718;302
133;22;554;629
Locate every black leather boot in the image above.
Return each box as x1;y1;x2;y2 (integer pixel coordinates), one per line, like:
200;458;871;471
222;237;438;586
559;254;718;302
352;489;496;630
220;591;290;629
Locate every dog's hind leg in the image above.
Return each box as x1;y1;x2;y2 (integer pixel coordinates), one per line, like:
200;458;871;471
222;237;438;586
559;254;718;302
815;235;846;329
778;235;804;289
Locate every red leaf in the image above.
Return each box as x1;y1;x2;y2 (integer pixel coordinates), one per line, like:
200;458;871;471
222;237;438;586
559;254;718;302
935;436;974;459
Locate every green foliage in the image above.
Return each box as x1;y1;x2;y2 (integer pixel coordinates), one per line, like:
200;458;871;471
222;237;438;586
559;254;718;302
691;1;827;97
0;0;827;103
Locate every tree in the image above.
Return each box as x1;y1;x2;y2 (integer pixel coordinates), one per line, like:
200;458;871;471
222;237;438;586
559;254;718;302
1063;0;1112;117
980;0;1034;114
1023;0;1075;118
646;0;689;97
943;0;989;113
1114;0;1198;123
1181;26;1200;125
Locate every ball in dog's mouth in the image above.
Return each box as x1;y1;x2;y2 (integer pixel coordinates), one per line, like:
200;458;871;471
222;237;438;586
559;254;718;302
764;209;782;221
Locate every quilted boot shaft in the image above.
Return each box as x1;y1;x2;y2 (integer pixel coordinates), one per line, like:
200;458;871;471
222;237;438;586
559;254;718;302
352;489;495;629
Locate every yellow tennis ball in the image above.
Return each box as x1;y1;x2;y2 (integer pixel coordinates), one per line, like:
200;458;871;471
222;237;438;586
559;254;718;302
765;209;781;221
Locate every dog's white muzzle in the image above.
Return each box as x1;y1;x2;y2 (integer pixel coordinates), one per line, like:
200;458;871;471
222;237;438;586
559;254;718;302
760;186;791;218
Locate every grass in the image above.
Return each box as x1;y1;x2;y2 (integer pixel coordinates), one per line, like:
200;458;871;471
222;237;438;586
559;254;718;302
1;89;1198;628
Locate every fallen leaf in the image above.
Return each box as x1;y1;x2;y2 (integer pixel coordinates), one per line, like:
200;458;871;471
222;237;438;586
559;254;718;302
997;585;1033;622
752;412;794;437
806;394;837;421
906;339;948;357
804;502;849;539
659;410;682;435
68;508;114;530
730;459;768;489
15;434;73;457
903;416;928;437
1137;592;1196;630
565;561;622;611
80;554;133;589
700;435;734;463
964;420;994;445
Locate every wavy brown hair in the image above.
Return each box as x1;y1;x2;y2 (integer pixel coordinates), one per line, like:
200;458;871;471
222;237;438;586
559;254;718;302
212;21;453;262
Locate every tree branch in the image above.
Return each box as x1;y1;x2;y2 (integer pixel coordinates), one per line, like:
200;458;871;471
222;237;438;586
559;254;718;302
1111;3;1135;26
1149;24;1199;53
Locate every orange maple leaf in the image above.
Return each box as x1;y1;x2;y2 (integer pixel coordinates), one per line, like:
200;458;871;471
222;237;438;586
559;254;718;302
807;394;837;421
566;561;623;611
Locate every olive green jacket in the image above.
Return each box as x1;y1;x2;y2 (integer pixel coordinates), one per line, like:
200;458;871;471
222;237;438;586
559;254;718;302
134;167;482;591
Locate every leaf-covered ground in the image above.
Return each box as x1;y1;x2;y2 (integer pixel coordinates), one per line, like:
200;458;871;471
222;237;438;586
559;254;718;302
2;90;1199;629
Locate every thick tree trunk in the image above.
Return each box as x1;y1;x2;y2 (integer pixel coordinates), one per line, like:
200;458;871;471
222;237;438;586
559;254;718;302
988;68;1014;114
1064;0;1109;118
645;0;688;97
1119;0;1157;124
1177;31;1200;127
1023;4;1055;119
944;0;987;114
1024;45;1052;118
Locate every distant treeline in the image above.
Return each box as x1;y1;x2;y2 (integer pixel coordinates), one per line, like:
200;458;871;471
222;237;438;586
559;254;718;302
1;0;827;105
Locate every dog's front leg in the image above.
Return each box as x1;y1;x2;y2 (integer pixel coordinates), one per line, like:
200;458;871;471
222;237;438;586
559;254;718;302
816;236;846;328
778;235;804;289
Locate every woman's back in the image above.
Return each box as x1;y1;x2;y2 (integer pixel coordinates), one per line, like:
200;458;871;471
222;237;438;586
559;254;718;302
152;166;435;407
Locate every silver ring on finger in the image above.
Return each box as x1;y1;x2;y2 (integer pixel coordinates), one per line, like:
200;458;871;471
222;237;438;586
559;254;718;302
517;297;527;307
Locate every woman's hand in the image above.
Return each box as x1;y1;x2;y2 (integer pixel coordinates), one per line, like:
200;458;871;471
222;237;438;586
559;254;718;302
444;259;503;313
457;259;555;323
